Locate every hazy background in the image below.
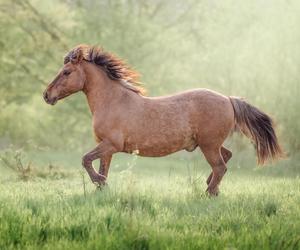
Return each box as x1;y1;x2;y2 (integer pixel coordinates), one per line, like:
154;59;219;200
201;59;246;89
0;0;299;175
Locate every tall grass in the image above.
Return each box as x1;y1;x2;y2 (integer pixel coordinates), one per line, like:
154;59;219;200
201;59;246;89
0;167;299;249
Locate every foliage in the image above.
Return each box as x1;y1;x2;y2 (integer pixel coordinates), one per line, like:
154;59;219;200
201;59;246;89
0;0;299;154
0;147;74;180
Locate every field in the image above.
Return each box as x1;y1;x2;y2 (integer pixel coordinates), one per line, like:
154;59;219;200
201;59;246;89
0;151;299;250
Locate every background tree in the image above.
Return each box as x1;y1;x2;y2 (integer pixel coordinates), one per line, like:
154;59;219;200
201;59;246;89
0;0;299;156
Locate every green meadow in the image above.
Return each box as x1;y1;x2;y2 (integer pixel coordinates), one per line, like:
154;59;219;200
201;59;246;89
0;151;300;250
1;0;300;249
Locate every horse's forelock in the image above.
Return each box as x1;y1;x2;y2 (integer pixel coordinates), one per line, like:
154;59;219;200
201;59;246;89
63;54;70;64
64;45;89;64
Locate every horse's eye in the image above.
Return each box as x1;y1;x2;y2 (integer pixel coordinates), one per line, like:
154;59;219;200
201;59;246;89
63;71;71;76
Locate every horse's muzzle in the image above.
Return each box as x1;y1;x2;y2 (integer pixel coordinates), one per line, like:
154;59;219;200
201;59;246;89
43;91;57;105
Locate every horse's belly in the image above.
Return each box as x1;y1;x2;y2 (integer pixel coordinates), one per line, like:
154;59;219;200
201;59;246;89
123;133;197;157
136;145;181;157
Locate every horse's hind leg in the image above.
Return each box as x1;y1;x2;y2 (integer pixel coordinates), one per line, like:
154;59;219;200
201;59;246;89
206;146;232;185
201;146;227;196
221;146;232;163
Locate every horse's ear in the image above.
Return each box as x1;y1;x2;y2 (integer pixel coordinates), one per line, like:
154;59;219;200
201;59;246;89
70;48;83;64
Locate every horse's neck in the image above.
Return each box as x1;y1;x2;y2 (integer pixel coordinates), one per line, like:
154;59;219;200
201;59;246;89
82;62;135;115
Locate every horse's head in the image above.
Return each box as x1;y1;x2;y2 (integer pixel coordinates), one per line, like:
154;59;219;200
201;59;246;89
43;47;86;105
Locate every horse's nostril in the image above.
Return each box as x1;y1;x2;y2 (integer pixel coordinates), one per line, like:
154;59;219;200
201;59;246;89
44;91;49;102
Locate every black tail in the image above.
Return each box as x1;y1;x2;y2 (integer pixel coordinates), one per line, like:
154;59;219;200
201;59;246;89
229;97;284;165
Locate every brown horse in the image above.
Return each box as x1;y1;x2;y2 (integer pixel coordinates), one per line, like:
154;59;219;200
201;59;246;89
43;44;283;196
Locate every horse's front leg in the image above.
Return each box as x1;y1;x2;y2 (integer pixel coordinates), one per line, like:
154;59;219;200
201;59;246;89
82;140;116;186
99;155;112;181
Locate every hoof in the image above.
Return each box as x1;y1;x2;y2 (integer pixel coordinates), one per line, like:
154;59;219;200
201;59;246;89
206;186;219;197
94;179;107;187
91;173;107;186
95;183;107;191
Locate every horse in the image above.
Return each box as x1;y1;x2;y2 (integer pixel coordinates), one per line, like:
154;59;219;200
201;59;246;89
43;44;283;196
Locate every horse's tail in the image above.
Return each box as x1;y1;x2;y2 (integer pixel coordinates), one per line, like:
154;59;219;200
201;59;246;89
229;96;284;165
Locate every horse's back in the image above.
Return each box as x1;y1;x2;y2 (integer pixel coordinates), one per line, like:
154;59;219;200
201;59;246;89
144;88;233;124
145;88;229;107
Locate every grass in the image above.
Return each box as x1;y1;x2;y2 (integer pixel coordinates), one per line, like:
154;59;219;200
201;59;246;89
0;151;299;250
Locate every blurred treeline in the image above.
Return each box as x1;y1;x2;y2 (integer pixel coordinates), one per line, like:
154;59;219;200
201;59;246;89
0;0;299;155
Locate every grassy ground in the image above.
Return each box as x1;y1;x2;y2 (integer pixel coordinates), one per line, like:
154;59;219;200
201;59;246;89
0;151;299;250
